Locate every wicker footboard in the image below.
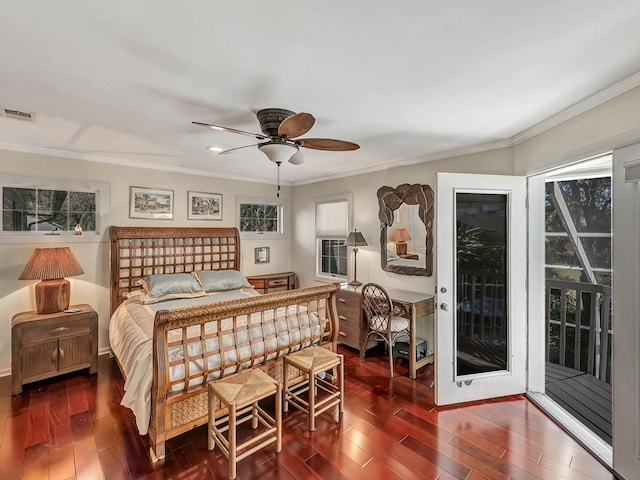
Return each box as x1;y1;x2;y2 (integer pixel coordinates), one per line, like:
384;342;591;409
148;283;339;461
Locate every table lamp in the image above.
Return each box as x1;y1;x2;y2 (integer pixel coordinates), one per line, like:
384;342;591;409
390;228;411;256
345;229;368;287
19;247;85;314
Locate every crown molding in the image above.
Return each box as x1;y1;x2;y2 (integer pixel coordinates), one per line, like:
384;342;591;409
292;139;514;186
513;72;640;144
0;142;288;186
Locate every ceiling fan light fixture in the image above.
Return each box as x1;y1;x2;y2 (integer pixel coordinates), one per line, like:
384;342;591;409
258;142;298;163
207;146;223;152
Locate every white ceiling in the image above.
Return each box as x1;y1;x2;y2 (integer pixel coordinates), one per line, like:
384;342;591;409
1;1;640;186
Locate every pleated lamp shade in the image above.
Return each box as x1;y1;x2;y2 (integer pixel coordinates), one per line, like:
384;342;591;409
19;247;84;314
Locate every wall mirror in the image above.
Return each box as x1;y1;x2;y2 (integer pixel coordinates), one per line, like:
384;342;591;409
377;183;435;276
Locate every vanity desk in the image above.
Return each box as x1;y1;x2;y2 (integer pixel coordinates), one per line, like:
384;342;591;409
336;284;434;379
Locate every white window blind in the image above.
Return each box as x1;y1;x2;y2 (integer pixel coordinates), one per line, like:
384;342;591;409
315;200;348;237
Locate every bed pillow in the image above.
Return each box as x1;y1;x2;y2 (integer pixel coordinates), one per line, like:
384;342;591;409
194;269;251;292
387;249;399;260
137;273;206;304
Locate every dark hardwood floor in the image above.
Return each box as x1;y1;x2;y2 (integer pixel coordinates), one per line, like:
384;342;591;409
0;346;619;479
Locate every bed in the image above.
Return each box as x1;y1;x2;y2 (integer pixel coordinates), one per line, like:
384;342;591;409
109;226;339;461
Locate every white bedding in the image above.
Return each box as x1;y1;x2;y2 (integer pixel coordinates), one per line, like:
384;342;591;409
109;288;324;434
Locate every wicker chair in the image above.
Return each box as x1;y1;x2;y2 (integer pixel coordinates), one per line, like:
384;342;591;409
360;283;411;377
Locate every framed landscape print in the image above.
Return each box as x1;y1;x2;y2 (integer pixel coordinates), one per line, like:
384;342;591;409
188;191;222;220
129;186;174;219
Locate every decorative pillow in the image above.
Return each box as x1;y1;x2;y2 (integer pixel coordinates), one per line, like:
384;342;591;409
387;249;399;260
194;269;250;292
137;273;206;304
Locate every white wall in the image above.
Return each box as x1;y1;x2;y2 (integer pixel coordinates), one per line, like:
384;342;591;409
0;149;292;374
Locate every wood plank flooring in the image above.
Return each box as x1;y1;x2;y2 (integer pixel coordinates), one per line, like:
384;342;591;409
0;346;620;479
545;362;612;444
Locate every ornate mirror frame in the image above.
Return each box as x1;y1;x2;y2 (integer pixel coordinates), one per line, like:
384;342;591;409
377;183;435;276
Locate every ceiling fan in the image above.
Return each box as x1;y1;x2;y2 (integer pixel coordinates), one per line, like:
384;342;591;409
193;107;360;166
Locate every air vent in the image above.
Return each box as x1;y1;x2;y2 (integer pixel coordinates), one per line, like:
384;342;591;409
2;109;35;122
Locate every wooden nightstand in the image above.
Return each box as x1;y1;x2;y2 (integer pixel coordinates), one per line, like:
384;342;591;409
398;253;419;260
11;304;98;395
247;272;296;294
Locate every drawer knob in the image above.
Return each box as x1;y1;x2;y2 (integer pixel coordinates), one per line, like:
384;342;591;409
51;326;70;335
338;315;347;321
338;331;346;337
338;298;346;303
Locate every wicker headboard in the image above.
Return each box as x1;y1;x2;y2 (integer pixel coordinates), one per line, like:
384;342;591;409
110;226;241;315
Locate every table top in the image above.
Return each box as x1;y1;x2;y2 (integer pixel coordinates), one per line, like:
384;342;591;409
341;284;434;304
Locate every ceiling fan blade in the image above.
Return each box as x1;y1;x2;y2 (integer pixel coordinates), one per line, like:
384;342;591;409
298;138;360;151
289;150;305;165
278;112;315;138
192;121;267;140
217;143;265;155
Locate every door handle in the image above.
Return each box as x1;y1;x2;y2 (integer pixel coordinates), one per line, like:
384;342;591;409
439;303;450;312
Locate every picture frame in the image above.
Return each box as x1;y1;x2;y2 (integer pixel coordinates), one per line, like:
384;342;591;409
129;186;174;220
188;191;223;220
255;247;270;264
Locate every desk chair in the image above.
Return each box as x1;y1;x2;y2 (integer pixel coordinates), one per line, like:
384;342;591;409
360;283;411;377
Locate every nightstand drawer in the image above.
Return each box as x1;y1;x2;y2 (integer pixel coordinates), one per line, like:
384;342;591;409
336;287;364;352
22;318;90;344
247;272;295;294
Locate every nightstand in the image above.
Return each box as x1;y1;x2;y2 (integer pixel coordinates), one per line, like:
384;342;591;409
247;272;296;294
11;304;98;395
398;253;419;260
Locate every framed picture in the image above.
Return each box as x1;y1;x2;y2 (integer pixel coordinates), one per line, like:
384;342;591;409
129;186;174;220
255;247;270;264
188;191;223;220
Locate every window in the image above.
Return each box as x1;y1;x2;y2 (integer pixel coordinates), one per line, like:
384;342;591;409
0;175;109;239
315;197;350;281
236;197;285;237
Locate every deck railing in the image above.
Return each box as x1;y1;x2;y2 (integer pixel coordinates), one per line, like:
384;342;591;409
545;279;612;383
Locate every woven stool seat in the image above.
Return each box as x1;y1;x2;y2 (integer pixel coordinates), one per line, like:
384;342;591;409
208;368;281;480
283;346;344;431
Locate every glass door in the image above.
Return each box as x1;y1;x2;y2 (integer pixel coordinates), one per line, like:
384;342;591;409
436;173;526;405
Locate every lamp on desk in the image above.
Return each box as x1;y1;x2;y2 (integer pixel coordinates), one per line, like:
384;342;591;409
345;229;368;287
389;228;411;256
19;247;85;314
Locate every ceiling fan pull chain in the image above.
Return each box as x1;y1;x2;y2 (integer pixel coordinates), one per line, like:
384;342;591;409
276;161;281;198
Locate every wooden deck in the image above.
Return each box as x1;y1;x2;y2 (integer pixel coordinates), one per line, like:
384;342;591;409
545;362;612;445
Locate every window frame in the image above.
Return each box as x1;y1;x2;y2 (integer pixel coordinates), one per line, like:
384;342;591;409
0;175;109;243
235;195;287;239
314;194;352;283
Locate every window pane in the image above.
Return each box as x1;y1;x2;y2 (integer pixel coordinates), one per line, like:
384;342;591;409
239;201;281;233
2;185;98;233
320;239;347;276
545;237;581;266
3;187;36;210
555;178;612;234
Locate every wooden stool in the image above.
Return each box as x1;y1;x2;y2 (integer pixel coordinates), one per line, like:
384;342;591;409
208;368;282;480
283;346;344;431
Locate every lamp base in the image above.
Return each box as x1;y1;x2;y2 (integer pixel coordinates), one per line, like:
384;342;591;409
348;280;362;287
395;242;408;256
35;278;70;314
